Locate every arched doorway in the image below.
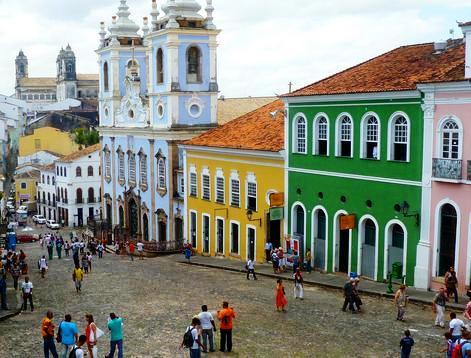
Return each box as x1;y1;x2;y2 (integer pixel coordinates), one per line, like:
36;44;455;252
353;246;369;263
106;203;112;224
157;209;167;243
291;203;306;258
385;222;406;279
142;213;149;241
118;206;125;228
175;217;183;243
334;211;350;273
312;208;327;271
360;218;377;279
438;204;458;276
128;199;138;237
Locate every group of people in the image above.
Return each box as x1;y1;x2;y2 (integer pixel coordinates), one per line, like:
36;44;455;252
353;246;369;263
113;240;144;261
0;248;30;311
41;310;124;358
342;277;363;313
181;301;236;357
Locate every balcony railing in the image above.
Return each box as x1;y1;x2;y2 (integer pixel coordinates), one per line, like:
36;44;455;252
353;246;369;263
432;158;462;180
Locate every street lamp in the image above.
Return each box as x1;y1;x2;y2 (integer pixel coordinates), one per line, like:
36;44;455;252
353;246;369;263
395;201;420;226
246;209;262;227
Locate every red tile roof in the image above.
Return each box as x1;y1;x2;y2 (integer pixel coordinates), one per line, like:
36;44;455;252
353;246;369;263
185;100;284;152
284;40;465;97
57;143;101;163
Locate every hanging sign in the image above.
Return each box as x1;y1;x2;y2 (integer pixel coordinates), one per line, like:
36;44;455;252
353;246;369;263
269;192;284;207
269;207;284;221
340;214;356;230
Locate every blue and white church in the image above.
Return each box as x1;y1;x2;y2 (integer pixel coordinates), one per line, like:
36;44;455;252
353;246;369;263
98;0;219;250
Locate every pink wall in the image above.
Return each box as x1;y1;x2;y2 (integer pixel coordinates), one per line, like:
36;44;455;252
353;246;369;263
430;90;471;292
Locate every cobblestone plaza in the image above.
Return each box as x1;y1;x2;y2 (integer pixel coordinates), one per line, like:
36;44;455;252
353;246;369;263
0;241;449;357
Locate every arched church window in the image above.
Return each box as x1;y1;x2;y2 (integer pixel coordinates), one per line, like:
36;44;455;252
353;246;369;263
103;62;109;92
187;46;201;83
156;48;164;84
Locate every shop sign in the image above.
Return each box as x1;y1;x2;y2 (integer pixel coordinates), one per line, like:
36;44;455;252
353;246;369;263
340;214;356;230
269;207;284;221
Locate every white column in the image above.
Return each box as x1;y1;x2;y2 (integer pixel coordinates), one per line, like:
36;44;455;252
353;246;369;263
414;91;435;289
461;25;471;78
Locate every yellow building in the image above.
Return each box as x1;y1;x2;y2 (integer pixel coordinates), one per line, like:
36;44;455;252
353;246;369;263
182;100;285;263
19;127;79;157
14;169;40;207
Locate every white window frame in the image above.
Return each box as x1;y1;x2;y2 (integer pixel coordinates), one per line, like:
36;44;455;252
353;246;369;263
104;147;111;183
189;167;197;198
215;169;225;204
157;157;166;190
117;148;125;185
230;220;240;255
437;116;463;160
230;171;240;207
138;150;148;190
202;213;211;254
246;173;257;212
189;209;198;248
292;113;307;154
246;224;257;262
360;112;380;160
335;113;354;158
313;113;329;156
215;216;225;254
201;168;211;201
128;152;136;186
387;112;411;162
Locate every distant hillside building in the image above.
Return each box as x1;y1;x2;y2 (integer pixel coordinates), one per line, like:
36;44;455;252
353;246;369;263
15;45;99;103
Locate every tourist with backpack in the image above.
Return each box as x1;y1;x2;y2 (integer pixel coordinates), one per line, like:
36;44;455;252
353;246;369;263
441;332;453;357
180;317;205;357
449;329;471;358
399;329;414;358
69;334;86;358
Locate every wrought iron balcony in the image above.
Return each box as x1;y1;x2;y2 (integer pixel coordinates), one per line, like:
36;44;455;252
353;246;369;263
432;158;462;180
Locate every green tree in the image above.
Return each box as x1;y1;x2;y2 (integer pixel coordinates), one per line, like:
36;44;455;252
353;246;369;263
71;128;99;148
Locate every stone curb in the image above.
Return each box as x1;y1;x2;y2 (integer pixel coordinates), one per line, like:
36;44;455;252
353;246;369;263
178;260;466;310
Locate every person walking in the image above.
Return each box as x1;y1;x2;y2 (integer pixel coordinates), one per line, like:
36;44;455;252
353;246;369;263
39;255;48;278
0;274;8;310
271;249;280;274
198;305;216;353
73;266;84;293
217;301;236;353
128;242;135;261
246;258;257;280
86;252;93;273
97;243;104;259
21;276;34;311
105;312;124;358
444;267;459;304
58;314;78;358
394;284;408;321
41;310;59;358
352;278;363;312
181;317;205;357
449;312;464;342
293;268;304;300
85;314;98;358
433;287;448;327
11;263;21;290
81;254;89;274
64;241;70;257
292;250;300;273
47;239;54;260
56;238;63;259
305;250;312;273
264;241;272;263
464;295;471;321
399;329;414;358
275;279;288;312
137;241;144;260
342;279;355;313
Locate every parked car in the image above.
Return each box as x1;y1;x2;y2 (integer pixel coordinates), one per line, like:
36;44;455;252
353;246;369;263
17;234;39;243
46;220;60;229
32;215;47;224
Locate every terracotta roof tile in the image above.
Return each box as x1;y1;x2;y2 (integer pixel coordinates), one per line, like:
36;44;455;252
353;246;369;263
285;40;465;97
57;143;101;163
185;100;284;152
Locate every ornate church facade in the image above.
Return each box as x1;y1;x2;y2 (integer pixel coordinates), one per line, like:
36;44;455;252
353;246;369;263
99;0;219;250
15;45;99;103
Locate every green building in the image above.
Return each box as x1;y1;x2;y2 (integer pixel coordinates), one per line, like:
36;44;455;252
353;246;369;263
282;41;464;286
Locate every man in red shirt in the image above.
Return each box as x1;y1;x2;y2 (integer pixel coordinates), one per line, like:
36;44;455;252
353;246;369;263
217;301;236;353
128;242;135;261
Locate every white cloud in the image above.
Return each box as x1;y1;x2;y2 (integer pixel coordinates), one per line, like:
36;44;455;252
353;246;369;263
0;0;469;97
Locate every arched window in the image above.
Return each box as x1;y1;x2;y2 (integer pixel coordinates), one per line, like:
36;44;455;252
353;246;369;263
139;150;148;191
76;188;83;203
88;188;94;203
362;115;380;159
64;189;68;201
42;175;45;183
52;177;55;185
104;147;111;183
87;166;94;177
293;116;307;154
117;147;125;186
156;48;164;84
56;167;59;175
158;158;166;190
128;153;136;187
47;176;50;185
76;166;82;177
441;119;461;159
337;115;353;157
103;62;109;92
64;167;67;177
314;115;329;156
187;46;201;83
389;115;409;161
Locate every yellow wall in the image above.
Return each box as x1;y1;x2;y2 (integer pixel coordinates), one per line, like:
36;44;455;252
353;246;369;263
186;149;284;263
15;175;39;204
19;127;79;157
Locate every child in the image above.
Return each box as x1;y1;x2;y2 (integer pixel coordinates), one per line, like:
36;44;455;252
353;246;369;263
440;332;453;358
399;329;414;358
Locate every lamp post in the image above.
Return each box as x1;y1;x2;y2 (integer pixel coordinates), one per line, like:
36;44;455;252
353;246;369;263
246;209;262;227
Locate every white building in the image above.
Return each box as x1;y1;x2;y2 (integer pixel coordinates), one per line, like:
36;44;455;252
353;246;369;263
37;164;57;220
54;144;102;227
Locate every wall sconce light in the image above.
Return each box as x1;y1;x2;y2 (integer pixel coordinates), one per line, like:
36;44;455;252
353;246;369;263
395;201;420;226
246;209;262;227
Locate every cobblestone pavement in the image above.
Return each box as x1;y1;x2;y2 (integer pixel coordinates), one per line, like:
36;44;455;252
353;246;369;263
0;242;450;357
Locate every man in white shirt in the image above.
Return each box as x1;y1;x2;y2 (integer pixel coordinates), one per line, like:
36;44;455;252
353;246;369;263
137;241;144;260
449;311;465;341
39;256;48;278
264;242;273;262
70;334;86;358
246;259;257;280
198;305;216;353
21;276;34;311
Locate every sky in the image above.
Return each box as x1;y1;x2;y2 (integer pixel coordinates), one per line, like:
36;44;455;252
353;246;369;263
0;0;471;98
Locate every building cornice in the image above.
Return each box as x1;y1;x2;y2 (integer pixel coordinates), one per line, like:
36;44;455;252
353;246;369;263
180;144;284;160
99;126;213;140
417;81;471;93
